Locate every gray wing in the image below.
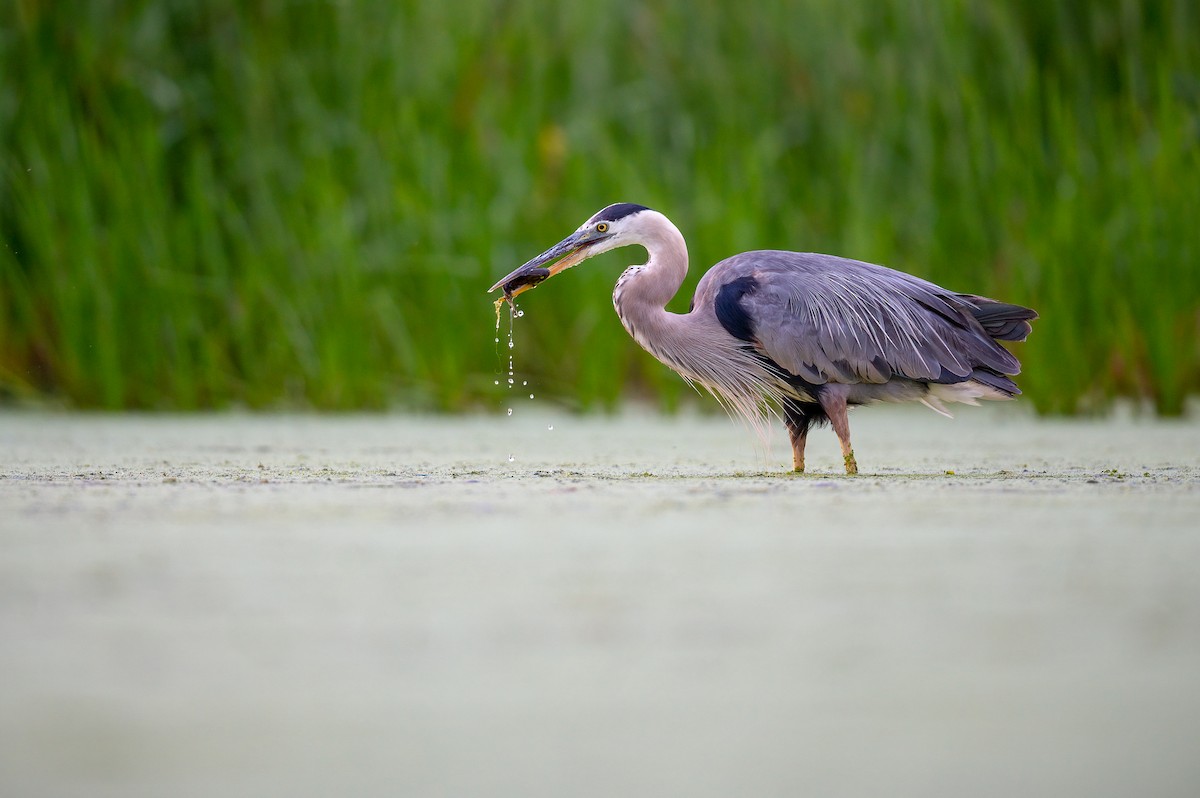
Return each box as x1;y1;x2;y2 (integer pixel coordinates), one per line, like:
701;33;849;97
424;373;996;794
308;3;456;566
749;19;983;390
695;251;1030;386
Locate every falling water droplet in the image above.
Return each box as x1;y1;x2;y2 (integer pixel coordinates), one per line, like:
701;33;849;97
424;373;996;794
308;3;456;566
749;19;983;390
507;454;515;463
522;380;527;386
508;340;514;349
529;393;534;399
547;425;554;431
507;378;514;385
506;408;513;416
494;380;499;385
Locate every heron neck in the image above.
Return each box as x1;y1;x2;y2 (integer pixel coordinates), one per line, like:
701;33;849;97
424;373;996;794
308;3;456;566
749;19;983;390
612;222;692;367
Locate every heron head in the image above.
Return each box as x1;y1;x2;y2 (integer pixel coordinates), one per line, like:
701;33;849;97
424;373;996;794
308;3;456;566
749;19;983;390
488;203;651;299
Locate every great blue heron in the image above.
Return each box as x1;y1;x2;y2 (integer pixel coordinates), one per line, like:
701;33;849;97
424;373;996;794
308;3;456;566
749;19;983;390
489;203;1036;474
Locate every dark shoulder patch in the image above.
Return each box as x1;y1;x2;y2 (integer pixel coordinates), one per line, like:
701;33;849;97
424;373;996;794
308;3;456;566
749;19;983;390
589;203;650;224
714;275;758;343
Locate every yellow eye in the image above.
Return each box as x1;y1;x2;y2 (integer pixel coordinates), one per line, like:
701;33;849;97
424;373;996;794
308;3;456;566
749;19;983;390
596;222;609;233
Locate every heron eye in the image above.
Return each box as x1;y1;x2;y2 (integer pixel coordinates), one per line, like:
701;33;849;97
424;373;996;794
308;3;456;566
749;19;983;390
596;222;609;233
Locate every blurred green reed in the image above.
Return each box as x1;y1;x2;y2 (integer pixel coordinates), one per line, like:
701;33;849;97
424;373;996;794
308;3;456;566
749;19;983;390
1;0;1198;414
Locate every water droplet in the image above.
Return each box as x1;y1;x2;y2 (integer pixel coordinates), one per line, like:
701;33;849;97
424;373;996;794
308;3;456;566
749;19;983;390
507;455;515;463
529;393;534;399
547;425;554;431
507;378;514;385
494;337;499;343
522;380;527;386
506;407;513;416
493;380;499;385
516;310;524;317
508;340;514;349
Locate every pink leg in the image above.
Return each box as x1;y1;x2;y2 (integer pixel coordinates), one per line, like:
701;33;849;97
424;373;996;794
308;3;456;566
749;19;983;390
819;388;858;475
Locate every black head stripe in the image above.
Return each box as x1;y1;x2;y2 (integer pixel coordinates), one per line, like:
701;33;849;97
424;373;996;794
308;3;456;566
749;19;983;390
589;203;650;224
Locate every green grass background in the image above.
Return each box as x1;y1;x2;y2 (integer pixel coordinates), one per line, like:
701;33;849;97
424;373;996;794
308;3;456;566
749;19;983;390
2;0;1198;414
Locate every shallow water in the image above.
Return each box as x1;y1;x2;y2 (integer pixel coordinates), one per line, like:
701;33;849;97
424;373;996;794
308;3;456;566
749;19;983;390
2;408;1199;797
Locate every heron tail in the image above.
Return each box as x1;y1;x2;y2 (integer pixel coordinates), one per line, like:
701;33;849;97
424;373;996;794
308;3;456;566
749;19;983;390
957;295;1038;342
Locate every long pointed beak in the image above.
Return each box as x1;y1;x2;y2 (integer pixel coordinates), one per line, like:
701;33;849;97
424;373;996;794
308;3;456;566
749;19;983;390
488;229;595;298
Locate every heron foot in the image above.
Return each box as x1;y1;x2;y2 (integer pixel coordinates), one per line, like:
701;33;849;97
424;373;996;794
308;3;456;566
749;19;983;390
843;451;858;475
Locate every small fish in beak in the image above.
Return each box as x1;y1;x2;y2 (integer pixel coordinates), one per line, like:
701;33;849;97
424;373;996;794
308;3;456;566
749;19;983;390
497;267;551;301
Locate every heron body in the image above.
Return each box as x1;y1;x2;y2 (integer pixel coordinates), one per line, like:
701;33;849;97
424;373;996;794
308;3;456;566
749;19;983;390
490;203;1037;474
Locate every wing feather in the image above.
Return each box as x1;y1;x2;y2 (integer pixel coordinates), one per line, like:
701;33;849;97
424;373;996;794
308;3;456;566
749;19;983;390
698;251;1022;386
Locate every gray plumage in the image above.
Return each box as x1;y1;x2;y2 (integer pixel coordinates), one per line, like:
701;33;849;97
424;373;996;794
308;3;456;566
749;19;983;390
697;251;1028;395
490;204;1037;474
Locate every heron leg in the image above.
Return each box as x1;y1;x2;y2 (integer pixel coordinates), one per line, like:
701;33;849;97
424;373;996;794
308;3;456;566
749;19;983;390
819;389;858;475
783;401;814;473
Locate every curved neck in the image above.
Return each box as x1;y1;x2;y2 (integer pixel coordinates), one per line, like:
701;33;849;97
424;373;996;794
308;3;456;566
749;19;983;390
612;218;692;367
618;218;689;308
609;217;785;422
